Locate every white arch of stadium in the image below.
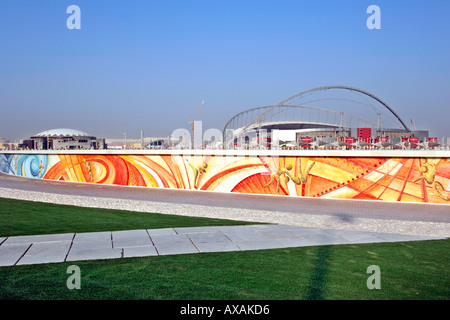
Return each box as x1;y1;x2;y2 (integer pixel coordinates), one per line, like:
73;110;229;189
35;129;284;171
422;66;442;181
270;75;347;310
223;85;410;140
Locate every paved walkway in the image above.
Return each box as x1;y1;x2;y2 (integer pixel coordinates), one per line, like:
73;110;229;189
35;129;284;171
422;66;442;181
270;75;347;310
0;224;443;267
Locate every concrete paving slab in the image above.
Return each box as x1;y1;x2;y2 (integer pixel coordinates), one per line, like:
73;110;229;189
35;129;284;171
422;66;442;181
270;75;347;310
1;237;34;246
111;229;148;240
123;246;158;258
280;226;332;236
221;230;270;242
194;241;241;253
70;239;112;251
113;238;154;248
187;232;230;243
17;242;72;265
324;229;369;236
112;230;152;248
215;225;258;233
0;241;33;248
0;244;31;266
112;229;149;238
0;237;6;245
66;248;122;262
174;226;222;234
1;233;74;245
245;225;281;230
270;224;314;231
20;241;70;256
147;228;177;236
155;241;199;256
234;240;287;251
257;229;304;240
150;233;192;245
73;231;111;242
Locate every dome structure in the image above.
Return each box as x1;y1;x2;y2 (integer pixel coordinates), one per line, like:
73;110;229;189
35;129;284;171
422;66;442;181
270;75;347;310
26;128;105;150
32;128;93;138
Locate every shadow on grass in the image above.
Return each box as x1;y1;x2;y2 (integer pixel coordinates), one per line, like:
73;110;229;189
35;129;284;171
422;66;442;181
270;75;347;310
304;246;331;300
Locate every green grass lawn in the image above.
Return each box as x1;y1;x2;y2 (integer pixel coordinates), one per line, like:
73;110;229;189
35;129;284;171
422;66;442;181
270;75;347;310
0;197;449;300
1;240;448;300
0;197;256;237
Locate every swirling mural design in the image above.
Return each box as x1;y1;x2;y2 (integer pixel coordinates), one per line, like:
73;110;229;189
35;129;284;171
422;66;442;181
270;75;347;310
0;154;9;174
0;153;449;204
0;154;48;178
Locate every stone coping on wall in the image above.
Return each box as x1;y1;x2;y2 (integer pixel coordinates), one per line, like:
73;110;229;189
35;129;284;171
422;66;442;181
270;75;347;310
1;149;449;158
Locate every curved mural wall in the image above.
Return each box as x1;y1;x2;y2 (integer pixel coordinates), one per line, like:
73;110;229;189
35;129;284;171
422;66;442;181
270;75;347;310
0;153;449;204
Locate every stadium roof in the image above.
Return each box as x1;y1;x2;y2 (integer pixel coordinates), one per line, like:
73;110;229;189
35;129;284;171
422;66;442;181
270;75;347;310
223;85;411;139
32;128;94;138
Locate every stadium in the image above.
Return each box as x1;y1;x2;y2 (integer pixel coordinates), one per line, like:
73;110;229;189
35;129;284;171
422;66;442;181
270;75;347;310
222;86;437;150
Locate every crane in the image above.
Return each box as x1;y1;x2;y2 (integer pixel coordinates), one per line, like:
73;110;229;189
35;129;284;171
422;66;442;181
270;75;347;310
189;99;205;148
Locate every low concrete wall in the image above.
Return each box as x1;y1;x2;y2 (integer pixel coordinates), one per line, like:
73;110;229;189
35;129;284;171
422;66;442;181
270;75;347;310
1;150;449;204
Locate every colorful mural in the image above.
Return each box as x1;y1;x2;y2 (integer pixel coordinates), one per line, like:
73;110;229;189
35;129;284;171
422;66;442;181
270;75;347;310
1;153;449;204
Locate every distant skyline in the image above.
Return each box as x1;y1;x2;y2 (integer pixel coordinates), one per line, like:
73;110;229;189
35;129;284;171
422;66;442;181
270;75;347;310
1;0;449;141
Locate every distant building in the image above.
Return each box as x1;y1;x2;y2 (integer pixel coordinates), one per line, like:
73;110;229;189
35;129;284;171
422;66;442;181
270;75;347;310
21;128;106;150
105;137;169;149
0;137;13;149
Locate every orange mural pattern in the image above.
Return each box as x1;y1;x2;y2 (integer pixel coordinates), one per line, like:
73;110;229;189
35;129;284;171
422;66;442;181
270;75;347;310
1;154;449;204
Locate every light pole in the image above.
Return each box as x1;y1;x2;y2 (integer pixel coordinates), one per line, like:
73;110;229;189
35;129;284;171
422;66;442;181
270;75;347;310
123;132;127;149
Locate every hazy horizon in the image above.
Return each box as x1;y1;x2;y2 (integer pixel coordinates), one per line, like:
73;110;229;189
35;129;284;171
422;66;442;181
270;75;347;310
1;1;449;142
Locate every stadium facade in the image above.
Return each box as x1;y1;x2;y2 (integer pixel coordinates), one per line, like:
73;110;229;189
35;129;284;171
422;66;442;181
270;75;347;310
222;86;440;150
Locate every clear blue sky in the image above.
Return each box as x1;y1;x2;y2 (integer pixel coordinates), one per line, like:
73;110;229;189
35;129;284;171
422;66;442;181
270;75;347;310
1;0;449;141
